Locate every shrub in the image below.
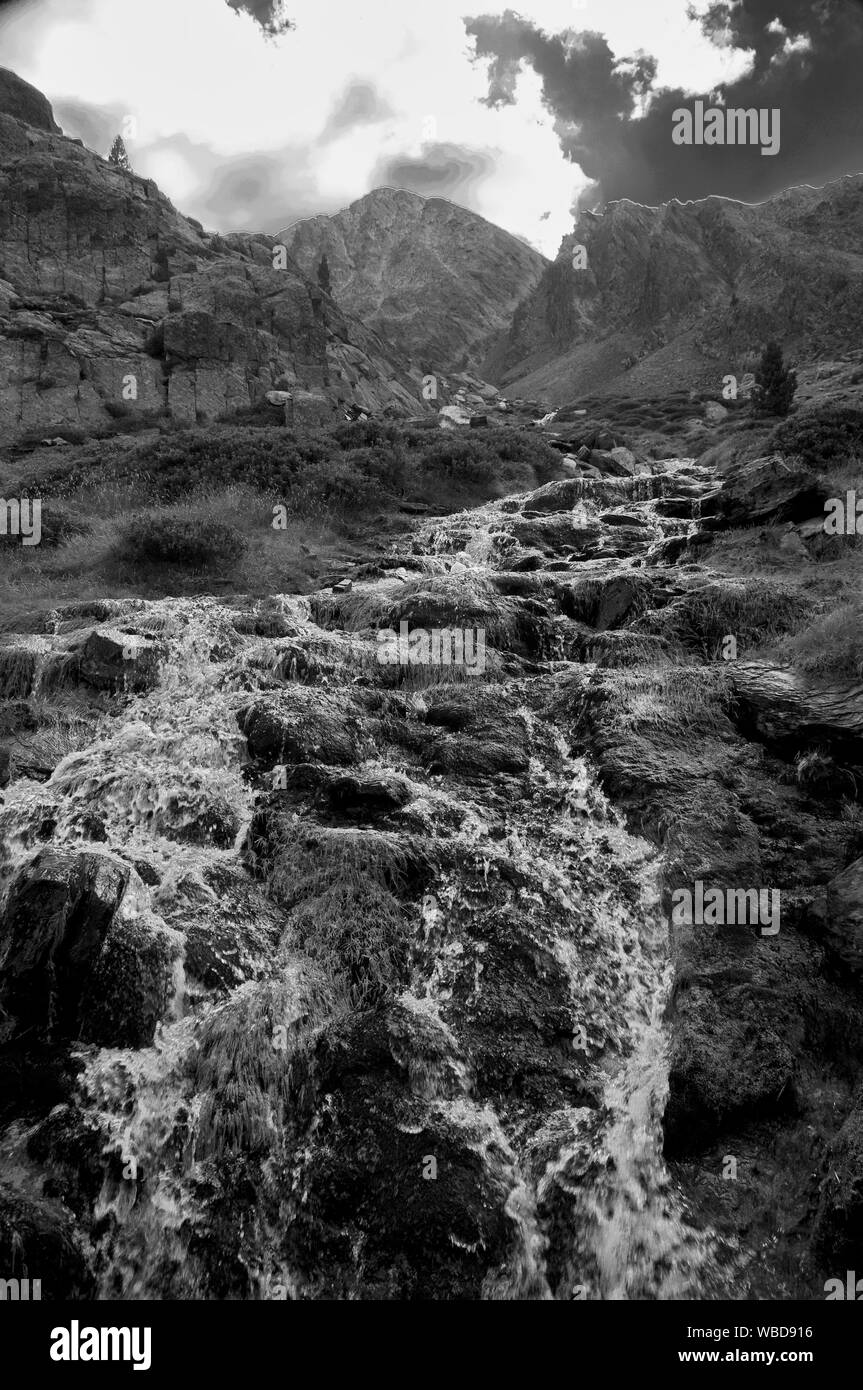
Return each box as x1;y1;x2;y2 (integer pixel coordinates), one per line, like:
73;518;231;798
489;427;560;483
288;456;385;515
340;445;405;493
418;428;559;491
118;515;247;568
770;406;863;471
751;341;797;416
126;427;330;500
0;502;89;550
37;504;91;548
419;435;497;486
331;419;404;450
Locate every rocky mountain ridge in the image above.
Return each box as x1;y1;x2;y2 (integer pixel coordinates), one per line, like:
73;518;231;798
489;175;863;403
279;187;547;377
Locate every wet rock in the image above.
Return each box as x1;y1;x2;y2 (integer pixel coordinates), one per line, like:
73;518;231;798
557;573;652;631
428;730;530;777
241;688;365;768
0;634;51;698
80;914;178;1047
663;929;815;1153
509;551;546;573
645;535;690;566
166;790;241;849
654;497;696;519
285;1017;514;1299
599;511;650;527
77;627;164;693
324;771;413;817
0;1182;93;1300
710;455;828;529
0;847;130;1043
509;514;602;556
517;478;588;514
730;662;863;762
489;571;548;597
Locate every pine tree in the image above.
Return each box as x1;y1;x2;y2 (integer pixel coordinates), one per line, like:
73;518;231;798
108;135;131;171
752;340;797;417
316;254;332;295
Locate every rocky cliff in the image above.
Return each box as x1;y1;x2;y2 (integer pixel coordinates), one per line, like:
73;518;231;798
489;176;863;403
279;187;548;376
0;70;428;446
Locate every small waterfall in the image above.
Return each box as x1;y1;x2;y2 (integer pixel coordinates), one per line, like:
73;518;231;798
1;452;738;1303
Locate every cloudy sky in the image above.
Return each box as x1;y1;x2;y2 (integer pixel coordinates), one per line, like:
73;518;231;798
1;0;861;257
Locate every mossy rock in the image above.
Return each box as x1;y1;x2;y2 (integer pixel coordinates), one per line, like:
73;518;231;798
80;915;178;1047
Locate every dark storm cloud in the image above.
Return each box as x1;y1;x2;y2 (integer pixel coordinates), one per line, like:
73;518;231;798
320;80;393;142
370;141;496;204
465;2;863;206
225;0;294;38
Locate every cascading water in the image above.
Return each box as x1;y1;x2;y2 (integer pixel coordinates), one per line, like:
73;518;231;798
0;456;733;1300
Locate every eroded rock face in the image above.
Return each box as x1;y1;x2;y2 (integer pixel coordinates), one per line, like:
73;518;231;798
0;76;427;444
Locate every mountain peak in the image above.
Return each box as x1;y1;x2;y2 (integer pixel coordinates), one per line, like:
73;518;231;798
279;190;547;374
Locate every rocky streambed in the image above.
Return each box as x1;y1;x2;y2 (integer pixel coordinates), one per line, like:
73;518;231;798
1;454;862;1300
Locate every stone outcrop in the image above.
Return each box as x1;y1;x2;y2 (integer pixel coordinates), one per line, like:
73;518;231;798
0;77;428;445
